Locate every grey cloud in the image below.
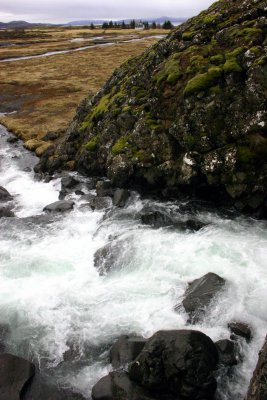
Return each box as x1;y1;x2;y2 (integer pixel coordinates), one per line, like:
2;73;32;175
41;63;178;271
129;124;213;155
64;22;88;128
0;0;215;23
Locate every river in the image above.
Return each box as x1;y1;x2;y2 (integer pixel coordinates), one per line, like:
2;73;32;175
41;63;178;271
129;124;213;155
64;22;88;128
0;123;266;399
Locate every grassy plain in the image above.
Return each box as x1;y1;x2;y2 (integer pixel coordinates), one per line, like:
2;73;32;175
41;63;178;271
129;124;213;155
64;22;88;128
0;27;166;145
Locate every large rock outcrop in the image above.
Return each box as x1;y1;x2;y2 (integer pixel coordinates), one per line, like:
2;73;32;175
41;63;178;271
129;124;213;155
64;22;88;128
36;0;267;217
246;336;267;400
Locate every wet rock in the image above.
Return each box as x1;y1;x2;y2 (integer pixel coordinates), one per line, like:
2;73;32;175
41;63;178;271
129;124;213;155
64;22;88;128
228;321;252;341
246;336;267;400
43;200;75;213
0;207;15;218
0;186;13;201
7;136;19;144
61;176;79;189
89;196;112;211
92;371;157;400
22;370;86;400
96;180;114;197
110;335;147;369
94;239;125;274
128;329;218;400
141;211;173;228
0;325;9;353
180;272;226;323
0;353;35;400
112;188;130;207
215;339;239;367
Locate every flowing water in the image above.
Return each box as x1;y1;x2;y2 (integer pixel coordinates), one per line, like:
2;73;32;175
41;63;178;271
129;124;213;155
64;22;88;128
0;35;166;63
0;123;266;399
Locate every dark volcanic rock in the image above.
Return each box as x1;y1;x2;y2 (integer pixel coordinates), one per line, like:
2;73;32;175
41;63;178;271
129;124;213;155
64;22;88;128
110;335;147;369
22;371;86;400
61;176;79;189
112;188;130;207
92;371;157;400
181;272;226;322
128;329;218;400
215;339;239;367
228;321;252;341
43;200;75;213
0;186;13;201
246;336;267;400
89;196;112;210
96;180;114;197
0;207;15;218
0;353;35;400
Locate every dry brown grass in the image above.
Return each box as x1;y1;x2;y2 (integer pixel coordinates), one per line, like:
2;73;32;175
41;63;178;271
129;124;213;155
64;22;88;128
0;35;161;142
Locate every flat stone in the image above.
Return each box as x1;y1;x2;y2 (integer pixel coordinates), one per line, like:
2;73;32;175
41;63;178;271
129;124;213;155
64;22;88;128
43;200;75;213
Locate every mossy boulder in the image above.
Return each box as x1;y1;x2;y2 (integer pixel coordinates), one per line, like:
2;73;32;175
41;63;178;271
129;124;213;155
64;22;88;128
37;0;267;218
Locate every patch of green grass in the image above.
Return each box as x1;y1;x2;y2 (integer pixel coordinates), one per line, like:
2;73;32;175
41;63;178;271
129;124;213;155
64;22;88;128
184;66;222;96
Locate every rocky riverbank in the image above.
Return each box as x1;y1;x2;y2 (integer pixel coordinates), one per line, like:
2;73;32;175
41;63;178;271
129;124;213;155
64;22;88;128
35;0;266;218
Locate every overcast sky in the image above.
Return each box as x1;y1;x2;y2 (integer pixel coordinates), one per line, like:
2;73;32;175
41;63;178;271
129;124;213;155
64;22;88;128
0;0;215;24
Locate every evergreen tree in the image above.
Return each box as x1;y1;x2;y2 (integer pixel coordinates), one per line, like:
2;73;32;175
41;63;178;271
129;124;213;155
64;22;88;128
109;20;114;28
102;22;109;29
152;21;156;29
90;23;95;29
162;20;173;29
130;19;136;29
121;21;126;29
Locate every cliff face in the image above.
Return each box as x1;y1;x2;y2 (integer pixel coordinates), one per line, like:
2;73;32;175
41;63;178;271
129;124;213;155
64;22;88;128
37;0;267;216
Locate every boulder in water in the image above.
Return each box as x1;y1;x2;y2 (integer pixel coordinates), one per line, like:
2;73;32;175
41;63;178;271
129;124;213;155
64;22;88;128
141;211;173;228
89;196;112;211
112;188;130;207
0;353;35;400
246;336;267;400
110;335;147;369
96;180;114;197
0;207;15;218
61;176;79;189
43;200;75;213
228;321;252;342
94;239;126;274
180;272;226;322
215;339;239;367
0;186;13;202
128;329;218;399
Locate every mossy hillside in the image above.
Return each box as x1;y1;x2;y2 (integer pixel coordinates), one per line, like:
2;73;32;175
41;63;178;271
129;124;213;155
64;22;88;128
38;0;267;215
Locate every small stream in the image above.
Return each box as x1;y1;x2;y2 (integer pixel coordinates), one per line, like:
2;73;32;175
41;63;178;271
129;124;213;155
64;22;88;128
0;123;266;399
0;35;166;63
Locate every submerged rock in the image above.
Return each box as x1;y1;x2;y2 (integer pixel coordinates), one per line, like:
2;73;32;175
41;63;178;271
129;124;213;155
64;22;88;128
110;335;147;369
43;200;75;213
128;329;218;399
246;336;267;400
94;239;126;274
180;272;226;322
0;353;35;400
112;188;130;207
141;211;173;227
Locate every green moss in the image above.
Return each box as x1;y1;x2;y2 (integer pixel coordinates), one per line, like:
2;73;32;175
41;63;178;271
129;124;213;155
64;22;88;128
182;31;196;41
184;67;222;96
249;46;261;56
111;136;132;156
203;13;219;25
256;55;267;65
84;141;97;151
153;55;182;85
79;121;90;132
89;94;110;122
112;107;120;116
122;106;132;113
190;55;204;66
136;89;148;99
223;48;244;74
237;146;254;164
210;54;224;65
230;27;262;43
209;85;221;94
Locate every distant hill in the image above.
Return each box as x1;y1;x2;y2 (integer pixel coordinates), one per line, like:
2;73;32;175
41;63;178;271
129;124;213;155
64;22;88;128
67;17;187;26
0;21;54;29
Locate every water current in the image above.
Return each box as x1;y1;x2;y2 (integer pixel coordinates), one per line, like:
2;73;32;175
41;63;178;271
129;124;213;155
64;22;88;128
0;123;266;399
